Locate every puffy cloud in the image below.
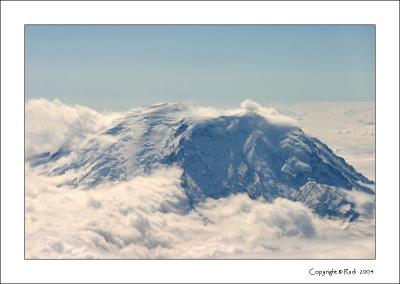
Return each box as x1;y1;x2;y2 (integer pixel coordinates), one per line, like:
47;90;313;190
25;99;120;157
240;99;263;111
25;165;374;259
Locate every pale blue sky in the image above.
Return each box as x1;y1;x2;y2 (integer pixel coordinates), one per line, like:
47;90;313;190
25;25;375;111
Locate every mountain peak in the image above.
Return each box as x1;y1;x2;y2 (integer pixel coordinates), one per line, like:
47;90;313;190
29;102;374;221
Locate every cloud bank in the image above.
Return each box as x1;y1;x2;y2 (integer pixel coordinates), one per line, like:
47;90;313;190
25;165;374;259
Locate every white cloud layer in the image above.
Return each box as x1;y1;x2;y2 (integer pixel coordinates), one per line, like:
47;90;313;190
25;165;374;259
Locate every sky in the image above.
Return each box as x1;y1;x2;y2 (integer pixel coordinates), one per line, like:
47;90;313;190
25;25;375;111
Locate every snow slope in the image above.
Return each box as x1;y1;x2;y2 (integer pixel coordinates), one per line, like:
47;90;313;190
272;102;375;180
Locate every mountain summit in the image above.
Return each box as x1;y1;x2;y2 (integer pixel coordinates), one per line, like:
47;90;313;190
29;101;375;221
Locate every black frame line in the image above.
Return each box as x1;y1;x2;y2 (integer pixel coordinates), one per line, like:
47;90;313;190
23;24;377;261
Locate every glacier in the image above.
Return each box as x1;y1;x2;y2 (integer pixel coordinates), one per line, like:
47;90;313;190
28;101;375;222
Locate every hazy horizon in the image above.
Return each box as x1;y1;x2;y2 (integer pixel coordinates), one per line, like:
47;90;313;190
26;25;375;111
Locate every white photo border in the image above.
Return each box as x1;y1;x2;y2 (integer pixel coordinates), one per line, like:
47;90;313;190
1;1;399;283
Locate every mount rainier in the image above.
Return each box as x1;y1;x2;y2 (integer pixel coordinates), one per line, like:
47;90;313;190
28;100;375;222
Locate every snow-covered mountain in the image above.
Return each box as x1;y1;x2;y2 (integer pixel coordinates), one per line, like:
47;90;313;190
28;101;375;221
